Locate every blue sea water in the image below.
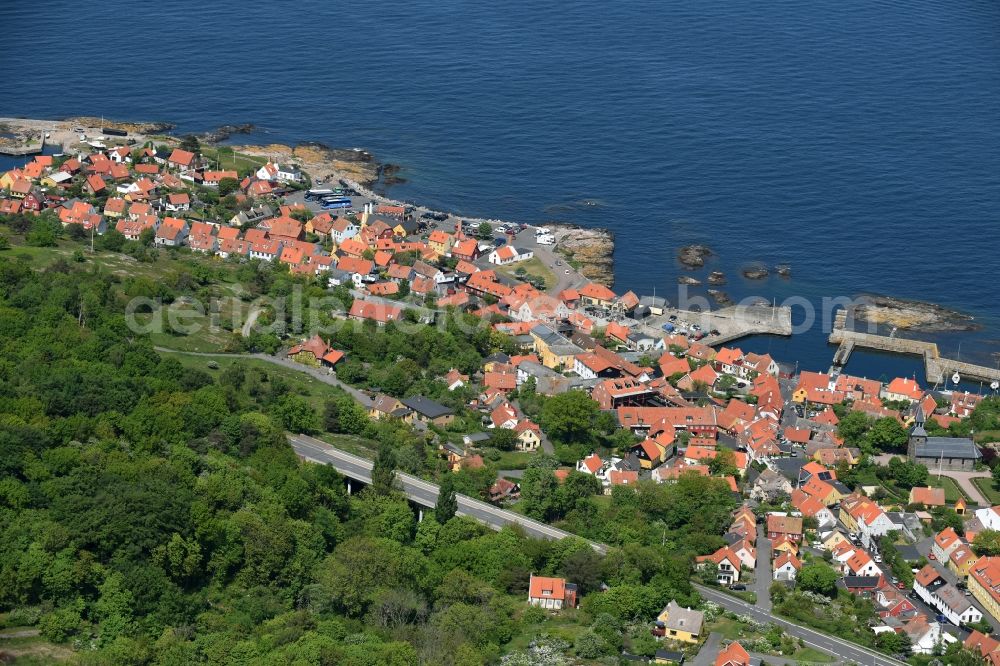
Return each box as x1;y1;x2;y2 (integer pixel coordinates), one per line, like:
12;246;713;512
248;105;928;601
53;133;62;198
2;0;999;382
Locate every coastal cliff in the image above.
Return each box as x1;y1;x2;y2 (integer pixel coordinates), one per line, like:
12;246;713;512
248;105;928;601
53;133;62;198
549;224;615;287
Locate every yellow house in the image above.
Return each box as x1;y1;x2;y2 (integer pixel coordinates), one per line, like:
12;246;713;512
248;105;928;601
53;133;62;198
515;423;541;452
427;230;452;256
949;545;980;579
970;557;1000;622
369;394;408;421
791;388;809;404
655;600;703;644
0;170;23;190
631;438;668;470
771;535;799;556
838;505;860;532
822;530;850;551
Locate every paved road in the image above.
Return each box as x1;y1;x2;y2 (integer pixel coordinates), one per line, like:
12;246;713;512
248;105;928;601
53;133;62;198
154;347;373;407
289;433;607;552
754;532;773;611
292;431;906;664
694;583;906;666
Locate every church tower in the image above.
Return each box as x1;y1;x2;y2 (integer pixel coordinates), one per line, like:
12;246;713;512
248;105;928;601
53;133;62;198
908;405;928;460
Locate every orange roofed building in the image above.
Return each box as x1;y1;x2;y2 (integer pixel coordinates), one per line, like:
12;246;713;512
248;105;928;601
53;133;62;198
287;335;344;368
527;574;577;610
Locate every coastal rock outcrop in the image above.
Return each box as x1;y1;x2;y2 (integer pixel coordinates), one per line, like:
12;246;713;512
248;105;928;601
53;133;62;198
776;264;791;278
707;290;734;306
200;124;256;143
708;271;727;285
678;276;701;286
742;264;769;280
853;295;980;332
678;245;713;268
230;142;381;185
64;117;174;134
550;224;615;287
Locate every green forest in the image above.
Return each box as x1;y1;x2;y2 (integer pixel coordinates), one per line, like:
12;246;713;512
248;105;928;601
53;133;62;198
0;253;743;665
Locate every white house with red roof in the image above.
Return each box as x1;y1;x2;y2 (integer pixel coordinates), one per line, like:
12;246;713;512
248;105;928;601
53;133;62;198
488;245;533;265
695;546;742;585
154;217;189;247
883;377;923;403
773;552;802;581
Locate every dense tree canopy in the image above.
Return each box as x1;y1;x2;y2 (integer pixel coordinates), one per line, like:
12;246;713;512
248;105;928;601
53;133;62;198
0;254;718;663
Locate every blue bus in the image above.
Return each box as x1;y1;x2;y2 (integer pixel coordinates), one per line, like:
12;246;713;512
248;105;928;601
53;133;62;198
322;201;352;210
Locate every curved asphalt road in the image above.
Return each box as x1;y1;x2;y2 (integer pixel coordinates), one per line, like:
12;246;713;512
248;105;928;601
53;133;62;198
292;434;907;666
290;433;606;552
694;583;906;666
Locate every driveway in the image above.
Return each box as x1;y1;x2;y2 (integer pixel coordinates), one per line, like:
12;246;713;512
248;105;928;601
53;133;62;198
754;532;773;611
690;632;723;666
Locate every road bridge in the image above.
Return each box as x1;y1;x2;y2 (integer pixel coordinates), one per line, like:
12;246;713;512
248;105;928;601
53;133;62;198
289;434;606;552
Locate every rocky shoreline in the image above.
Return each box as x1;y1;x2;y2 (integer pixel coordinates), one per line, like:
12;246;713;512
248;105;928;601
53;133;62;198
853;295;981;332
548;224;615;287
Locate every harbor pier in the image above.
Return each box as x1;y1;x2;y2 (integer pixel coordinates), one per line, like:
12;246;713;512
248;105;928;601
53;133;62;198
829;310;1000;386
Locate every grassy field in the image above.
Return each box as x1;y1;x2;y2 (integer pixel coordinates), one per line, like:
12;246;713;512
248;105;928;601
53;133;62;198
972;477;1000;505
200;145;269;175
316;432;380;459
703;617;834;663
503;610;587;653
0;628;73;663
159;351;348;412
139;298;249;353
494;256;557;290
2;236;244;286
792;647;836;663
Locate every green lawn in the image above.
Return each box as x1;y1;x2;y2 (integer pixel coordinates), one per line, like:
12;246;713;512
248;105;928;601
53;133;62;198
703;617;749;641
494;450;537;470
200;145;269;174
494;256;557;290
927;475;973;505
972;477;1000;505
791;646;836;663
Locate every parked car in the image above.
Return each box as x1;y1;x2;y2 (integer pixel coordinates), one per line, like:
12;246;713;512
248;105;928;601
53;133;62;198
729;584;746;591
